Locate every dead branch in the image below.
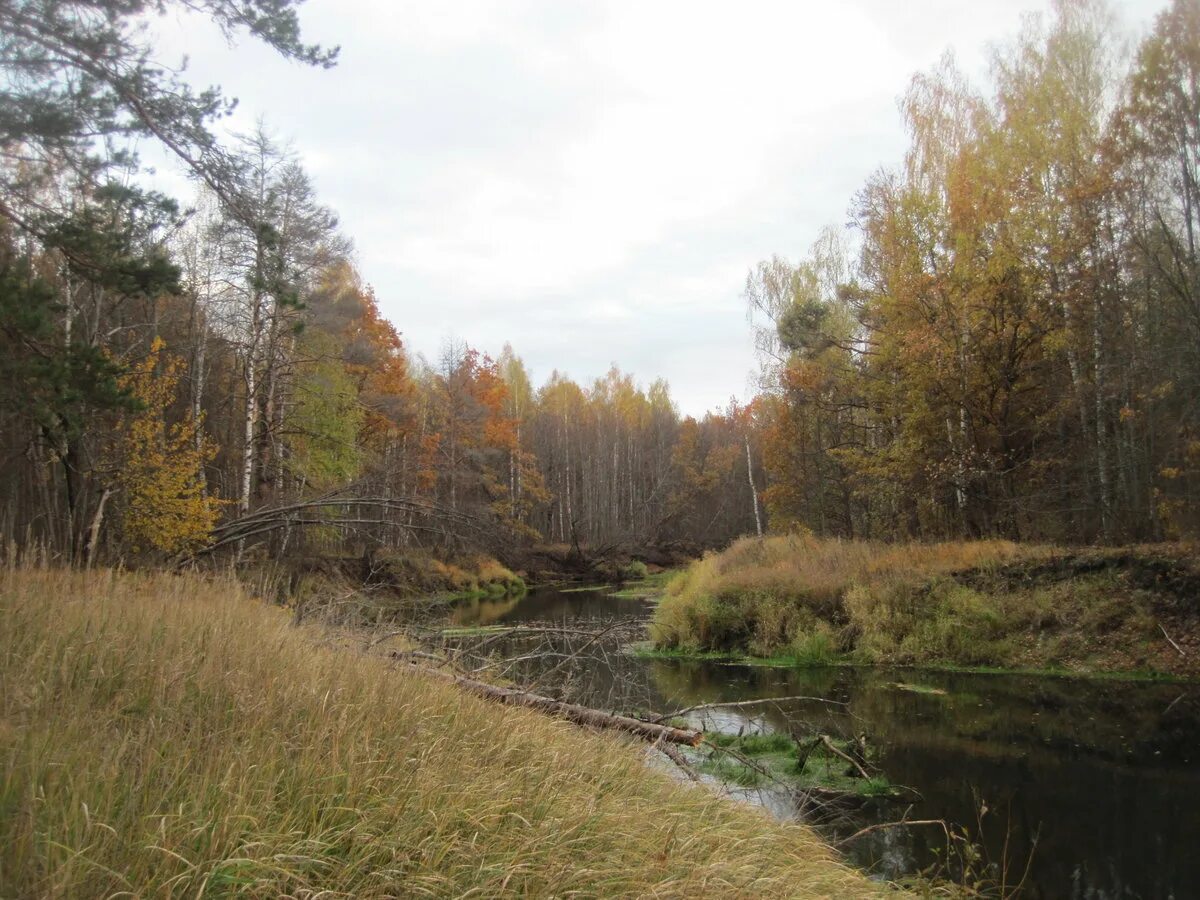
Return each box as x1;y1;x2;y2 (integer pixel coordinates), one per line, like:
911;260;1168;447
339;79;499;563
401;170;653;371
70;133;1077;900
819;734;872;781
526;619;631;691
836;818;949;848
469;651;577;675
653;694;846;724
701;738;791;790
1160;623;1187;657
398;661;703;747
184;489;488;562
657;742;701;782
366;629;409;650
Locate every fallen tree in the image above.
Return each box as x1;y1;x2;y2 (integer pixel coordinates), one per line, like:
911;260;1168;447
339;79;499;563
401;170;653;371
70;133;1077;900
397;659;703;747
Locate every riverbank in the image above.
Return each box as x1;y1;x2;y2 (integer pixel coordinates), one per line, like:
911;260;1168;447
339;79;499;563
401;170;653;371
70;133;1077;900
0;566;887;898
248;544;693;628
650;537;1200;679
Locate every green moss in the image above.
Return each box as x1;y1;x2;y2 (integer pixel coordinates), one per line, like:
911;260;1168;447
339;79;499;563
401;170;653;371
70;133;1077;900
632;644;1197;683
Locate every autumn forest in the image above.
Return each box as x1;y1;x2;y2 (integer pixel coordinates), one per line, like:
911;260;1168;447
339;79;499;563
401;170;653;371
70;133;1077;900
2;0;1199;568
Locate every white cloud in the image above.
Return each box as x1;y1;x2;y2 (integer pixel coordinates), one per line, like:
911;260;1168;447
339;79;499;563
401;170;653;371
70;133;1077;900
146;0;1168;415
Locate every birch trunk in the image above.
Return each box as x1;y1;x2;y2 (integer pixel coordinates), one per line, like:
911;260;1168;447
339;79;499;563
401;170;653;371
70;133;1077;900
746;435;763;537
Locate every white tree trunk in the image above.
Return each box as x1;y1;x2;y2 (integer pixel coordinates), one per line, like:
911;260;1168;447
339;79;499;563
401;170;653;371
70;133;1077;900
746;436;763;537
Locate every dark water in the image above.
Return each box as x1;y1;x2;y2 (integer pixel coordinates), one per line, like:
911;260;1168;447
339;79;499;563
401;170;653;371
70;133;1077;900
450;585;1200;900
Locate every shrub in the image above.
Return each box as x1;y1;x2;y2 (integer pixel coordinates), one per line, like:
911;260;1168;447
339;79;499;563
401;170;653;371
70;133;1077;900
622;560;649;580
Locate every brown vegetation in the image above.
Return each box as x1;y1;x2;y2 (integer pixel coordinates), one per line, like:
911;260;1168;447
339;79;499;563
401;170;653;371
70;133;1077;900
0;565;888;898
652;537;1200;677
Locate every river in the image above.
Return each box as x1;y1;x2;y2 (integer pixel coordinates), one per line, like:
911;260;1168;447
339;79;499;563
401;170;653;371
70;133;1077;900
446;582;1200;899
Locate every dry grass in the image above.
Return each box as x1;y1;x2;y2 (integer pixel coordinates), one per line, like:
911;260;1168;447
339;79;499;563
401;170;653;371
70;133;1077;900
650;536;1200;676
651;536;1040;659
0;565;886;898
405;553;522;595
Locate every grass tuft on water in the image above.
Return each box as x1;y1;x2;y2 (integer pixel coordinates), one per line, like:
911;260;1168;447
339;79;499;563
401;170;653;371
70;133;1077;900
696;730;902;800
0;566;889;898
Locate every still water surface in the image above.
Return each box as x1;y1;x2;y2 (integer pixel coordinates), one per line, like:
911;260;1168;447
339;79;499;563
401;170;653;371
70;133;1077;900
449;584;1200;899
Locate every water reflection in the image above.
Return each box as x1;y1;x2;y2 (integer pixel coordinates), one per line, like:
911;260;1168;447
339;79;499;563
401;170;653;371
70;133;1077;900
449;584;1200;899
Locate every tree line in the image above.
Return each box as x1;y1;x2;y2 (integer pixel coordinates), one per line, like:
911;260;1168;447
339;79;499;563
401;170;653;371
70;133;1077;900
747;0;1200;543
0;0;762;562
2;0;1195;565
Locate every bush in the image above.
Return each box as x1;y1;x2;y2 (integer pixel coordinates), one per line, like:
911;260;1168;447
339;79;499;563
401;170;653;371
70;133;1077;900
622;560;649;580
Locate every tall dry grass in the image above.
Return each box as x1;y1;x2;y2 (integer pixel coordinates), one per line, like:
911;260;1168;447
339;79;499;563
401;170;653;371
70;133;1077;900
651;536;1048;660
0;565;885;898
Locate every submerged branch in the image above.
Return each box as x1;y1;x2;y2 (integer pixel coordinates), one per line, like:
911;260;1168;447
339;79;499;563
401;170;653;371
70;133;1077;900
819;734;872;781
836;818;949;848
397;660;703;747
653;694;846;724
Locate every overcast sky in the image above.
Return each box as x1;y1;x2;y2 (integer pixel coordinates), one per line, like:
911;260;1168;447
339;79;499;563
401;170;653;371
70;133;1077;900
150;0;1165;416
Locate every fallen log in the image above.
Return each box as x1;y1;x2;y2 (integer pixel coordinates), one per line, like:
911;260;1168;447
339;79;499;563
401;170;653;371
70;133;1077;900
397;659;703;747
657;743;701;781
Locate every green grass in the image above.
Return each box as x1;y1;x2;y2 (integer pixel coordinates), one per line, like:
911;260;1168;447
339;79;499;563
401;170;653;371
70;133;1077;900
887;682;948;696
621;560;650;581
694;731;903;800
607;569;678;600
0;566;890;898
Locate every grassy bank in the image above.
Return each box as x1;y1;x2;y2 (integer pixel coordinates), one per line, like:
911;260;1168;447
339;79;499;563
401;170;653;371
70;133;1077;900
694;732;900;799
650;537;1200;678
0;566;886;898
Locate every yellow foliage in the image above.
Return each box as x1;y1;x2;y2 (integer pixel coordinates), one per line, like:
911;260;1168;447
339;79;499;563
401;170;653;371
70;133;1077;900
116;338;222;555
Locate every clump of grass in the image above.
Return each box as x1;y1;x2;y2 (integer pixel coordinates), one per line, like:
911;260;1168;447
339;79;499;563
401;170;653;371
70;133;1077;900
371;552;525;603
473;555;526;595
700;754;766;788
621;560;649;580
0;566;887;898
651;536;1034;657
698;731;900;800
737;732;797;756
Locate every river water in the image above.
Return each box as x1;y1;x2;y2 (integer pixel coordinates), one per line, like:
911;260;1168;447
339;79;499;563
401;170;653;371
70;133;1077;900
447;584;1200;899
